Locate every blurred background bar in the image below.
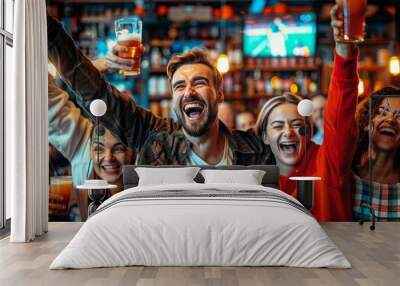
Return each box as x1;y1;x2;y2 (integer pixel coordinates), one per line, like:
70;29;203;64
47;0;399;118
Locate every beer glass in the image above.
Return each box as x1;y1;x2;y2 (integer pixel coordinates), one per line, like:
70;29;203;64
337;0;367;43
50;176;73;216
115;16;142;76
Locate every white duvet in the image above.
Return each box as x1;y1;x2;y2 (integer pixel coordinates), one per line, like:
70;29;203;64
50;183;351;269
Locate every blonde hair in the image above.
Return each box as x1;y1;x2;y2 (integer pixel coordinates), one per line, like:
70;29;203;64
166;49;223;92
255;93;303;141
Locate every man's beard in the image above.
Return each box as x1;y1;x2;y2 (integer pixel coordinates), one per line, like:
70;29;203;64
177;98;218;137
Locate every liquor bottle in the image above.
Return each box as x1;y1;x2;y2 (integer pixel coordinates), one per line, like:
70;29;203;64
224;74;233;95
161;48;171;67
233;73;241;94
246;76;255;97
150;48;162;69
254;70;264;94
265;76;273;95
148;77;158;97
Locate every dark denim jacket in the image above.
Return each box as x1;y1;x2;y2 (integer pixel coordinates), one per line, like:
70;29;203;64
47;15;274;165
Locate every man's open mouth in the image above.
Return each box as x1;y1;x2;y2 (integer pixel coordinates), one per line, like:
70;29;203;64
279;141;299;155
182;102;206;120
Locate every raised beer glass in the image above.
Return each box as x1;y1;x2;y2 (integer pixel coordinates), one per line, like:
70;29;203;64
115;16;142;76
337;0;367;44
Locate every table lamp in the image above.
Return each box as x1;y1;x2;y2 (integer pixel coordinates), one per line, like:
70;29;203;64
289;99;320;210
77;99;117;217
90;99;107;165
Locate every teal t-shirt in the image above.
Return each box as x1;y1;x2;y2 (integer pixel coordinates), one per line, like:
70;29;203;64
188;138;232;166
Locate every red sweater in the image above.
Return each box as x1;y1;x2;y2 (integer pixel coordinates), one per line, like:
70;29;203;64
280;50;359;221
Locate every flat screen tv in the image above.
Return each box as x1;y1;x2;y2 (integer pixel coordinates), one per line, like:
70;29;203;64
243;13;317;58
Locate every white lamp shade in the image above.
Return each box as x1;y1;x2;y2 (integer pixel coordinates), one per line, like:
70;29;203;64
90;99;107;117
297;99;314;117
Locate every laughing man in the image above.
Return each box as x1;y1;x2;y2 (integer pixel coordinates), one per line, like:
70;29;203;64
47;15;273;166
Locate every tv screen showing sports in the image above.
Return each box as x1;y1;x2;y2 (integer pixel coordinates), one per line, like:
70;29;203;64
243;13;317;58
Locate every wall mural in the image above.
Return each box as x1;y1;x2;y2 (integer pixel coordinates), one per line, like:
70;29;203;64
47;3;400;223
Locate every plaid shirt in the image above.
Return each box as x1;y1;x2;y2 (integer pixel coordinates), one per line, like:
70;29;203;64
353;174;400;221
47;15;274;166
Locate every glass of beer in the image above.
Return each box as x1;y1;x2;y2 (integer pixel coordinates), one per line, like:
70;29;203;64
115;16;142;76
49;176;73;216
337;0;367;43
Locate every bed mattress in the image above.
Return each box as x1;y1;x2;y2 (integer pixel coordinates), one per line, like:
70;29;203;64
50;183;351;269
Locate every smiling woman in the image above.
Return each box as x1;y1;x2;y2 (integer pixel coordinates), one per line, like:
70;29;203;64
255;47;359;222
253;4;362;222
89;125;134;185
48;77;136;221
353;87;400;221
256;93;306;176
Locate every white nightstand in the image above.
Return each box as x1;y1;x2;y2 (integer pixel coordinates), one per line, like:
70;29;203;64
77;181;117;216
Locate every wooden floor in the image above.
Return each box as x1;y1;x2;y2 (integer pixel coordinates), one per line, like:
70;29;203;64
0;222;399;286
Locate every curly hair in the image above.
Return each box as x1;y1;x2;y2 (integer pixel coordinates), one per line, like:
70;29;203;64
354;86;400;168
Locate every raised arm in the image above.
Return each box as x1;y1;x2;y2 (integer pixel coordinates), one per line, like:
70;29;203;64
322;5;359;177
48;74;94;190
48;74;92;164
47;14;174;150
312;5;360;221
322;49;359;176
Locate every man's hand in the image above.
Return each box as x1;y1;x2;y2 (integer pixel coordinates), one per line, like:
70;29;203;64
106;44;145;73
330;4;358;58
91;44;144;74
91;52;134;74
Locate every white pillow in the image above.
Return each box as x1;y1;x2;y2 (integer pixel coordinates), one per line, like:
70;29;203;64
136;167;200;186
200;169;266;185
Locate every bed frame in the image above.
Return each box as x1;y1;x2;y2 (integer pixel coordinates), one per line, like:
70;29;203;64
122;165;280;189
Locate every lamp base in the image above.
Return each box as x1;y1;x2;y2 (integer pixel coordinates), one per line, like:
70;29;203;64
289;176;320;210
296;180;314;210
88;188;107;216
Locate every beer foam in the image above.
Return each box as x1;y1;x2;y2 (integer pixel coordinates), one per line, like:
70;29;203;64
117;32;140;42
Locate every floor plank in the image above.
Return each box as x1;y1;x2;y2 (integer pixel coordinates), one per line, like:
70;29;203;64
0;222;399;286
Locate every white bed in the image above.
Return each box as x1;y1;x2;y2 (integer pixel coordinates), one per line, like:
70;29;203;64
50;182;351;269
